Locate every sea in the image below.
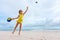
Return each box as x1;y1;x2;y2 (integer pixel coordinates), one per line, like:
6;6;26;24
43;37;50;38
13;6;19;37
0;25;60;31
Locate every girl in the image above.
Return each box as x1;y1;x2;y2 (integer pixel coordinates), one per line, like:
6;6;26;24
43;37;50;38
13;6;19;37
12;6;28;35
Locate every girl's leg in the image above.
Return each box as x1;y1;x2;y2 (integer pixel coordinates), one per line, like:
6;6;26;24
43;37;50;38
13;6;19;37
19;23;22;35
12;22;19;34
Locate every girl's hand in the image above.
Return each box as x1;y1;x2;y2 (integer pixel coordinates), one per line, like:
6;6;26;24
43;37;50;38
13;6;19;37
26;6;28;9
11;18;15;20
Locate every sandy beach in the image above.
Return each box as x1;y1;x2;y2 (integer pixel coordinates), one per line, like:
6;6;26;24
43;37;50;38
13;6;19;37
0;30;60;40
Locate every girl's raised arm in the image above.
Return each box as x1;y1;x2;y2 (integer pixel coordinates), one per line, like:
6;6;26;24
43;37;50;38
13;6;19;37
24;6;28;15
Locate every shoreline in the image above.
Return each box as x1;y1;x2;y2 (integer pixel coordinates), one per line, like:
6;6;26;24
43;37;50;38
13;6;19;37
0;29;60;31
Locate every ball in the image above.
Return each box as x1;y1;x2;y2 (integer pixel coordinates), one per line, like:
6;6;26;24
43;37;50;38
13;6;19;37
35;1;38;3
7;17;12;22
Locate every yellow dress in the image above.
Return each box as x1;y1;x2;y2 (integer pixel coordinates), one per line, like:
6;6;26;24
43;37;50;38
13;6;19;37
17;13;24;23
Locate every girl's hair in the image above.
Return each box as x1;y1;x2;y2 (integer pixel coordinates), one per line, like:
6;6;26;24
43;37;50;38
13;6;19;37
19;10;23;13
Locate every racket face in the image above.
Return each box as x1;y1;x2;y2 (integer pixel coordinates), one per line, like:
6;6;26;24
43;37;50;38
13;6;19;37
7;20;11;22
7;17;12;22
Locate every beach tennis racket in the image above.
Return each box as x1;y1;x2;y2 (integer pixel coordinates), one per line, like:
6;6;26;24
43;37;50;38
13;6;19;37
7;17;12;22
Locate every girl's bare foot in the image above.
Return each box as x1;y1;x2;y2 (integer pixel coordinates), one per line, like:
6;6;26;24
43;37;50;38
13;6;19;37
18;32;20;35
12;32;14;34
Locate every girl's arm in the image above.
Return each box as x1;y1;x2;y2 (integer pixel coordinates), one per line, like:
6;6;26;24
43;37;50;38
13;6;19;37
12;15;19;20
24;6;28;15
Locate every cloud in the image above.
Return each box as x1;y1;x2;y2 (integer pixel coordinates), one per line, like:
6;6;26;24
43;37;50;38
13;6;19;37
0;0;60;27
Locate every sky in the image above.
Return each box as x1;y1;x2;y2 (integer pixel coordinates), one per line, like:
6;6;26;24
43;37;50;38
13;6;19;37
0;0;60;28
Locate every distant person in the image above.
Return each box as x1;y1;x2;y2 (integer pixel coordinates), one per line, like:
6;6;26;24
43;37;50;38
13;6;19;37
12;6;28;35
